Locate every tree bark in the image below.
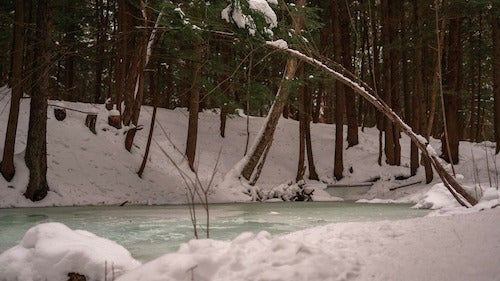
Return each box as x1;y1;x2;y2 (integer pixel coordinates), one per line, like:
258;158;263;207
241;57;298;180
240;0;305;181
64;22;76;101
138;70;158;178
296;64;306;182
332;0;344;180
1;0;24;182
25;0;51;201
385;0;402;166
114;0;134;114
125;3;163;151
94;0;105;103
410;0;421;177
411;0;433;182
493;14;500;154
381;0;396;165
186;42;204;171
304;82;319;180
340;1;358;147
441;15;463;164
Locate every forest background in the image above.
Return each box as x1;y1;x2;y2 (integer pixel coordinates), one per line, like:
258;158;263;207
0;0;498;202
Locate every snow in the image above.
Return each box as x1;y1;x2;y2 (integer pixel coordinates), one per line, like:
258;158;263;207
413;182;463;209
267;39;289;49
2;209;500;281
4;210;497;281
117;230;360;281
1;80;500;281
0;223;140;281
222;0;277;36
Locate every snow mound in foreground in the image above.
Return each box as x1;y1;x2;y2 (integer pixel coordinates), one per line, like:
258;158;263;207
117;231;360;281
0;222;141;281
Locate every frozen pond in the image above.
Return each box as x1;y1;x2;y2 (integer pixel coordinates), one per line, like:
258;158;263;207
0;202;429;262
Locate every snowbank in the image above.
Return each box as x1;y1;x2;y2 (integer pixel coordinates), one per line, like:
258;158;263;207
0;223;141;281
117;231;359;281
3;209;498;281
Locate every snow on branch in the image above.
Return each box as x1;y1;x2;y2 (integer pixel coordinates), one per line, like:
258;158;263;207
221;0;278;36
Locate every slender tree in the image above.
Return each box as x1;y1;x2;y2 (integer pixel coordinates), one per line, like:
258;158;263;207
240;0;305;182
304;80;319;180
332;0;344;180
494;12;499;154
412;0;433;182
138;70;159;178
296;64;306;182
25;0;51;201
441;8;463;164
185;41;204;171
1;0;24;181
380;0;398;165
340;0;358;147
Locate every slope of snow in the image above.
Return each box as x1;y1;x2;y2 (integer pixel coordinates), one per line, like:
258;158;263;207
0;86;499;207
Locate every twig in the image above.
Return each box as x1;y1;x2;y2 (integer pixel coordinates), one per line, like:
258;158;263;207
389;181;422;191
48;103;97;115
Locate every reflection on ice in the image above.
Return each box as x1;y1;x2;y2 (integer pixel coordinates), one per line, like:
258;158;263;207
0;202;428;262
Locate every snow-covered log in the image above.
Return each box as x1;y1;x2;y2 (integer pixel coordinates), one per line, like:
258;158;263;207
266;40;477;207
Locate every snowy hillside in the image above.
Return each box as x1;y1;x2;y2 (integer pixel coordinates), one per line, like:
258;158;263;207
1;85;499;207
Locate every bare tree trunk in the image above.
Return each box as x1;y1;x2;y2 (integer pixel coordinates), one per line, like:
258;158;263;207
1;0;24;182
304;82;319;180
340;1;358;147
494;13;500;154
441;15;463;164
138;70;158;178
64;23;76;101
296;64;306;182
240;0;306;181
125;4;163;152
390;0;402;165
332;0;344;180
186;42;204;171
114;0;132;114
241;57;298;180
410;0;421;177
411;0;433;182
220;106;228;138
381;0;396;165
94;0;105;103
25;0;51;201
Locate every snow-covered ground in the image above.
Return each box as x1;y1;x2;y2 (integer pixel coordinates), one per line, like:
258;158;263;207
1;84;498;207
1;86;500;280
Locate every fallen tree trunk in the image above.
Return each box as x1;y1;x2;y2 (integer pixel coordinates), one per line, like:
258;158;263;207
266;41;477;207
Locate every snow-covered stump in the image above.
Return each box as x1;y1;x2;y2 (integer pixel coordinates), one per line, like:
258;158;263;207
108;109;122;129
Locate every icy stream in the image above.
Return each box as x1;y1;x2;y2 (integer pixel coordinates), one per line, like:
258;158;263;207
0;202;429;262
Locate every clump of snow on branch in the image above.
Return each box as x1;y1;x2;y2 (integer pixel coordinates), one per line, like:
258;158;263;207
0;223;141;281
221;0;278;36
267;39;289;49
